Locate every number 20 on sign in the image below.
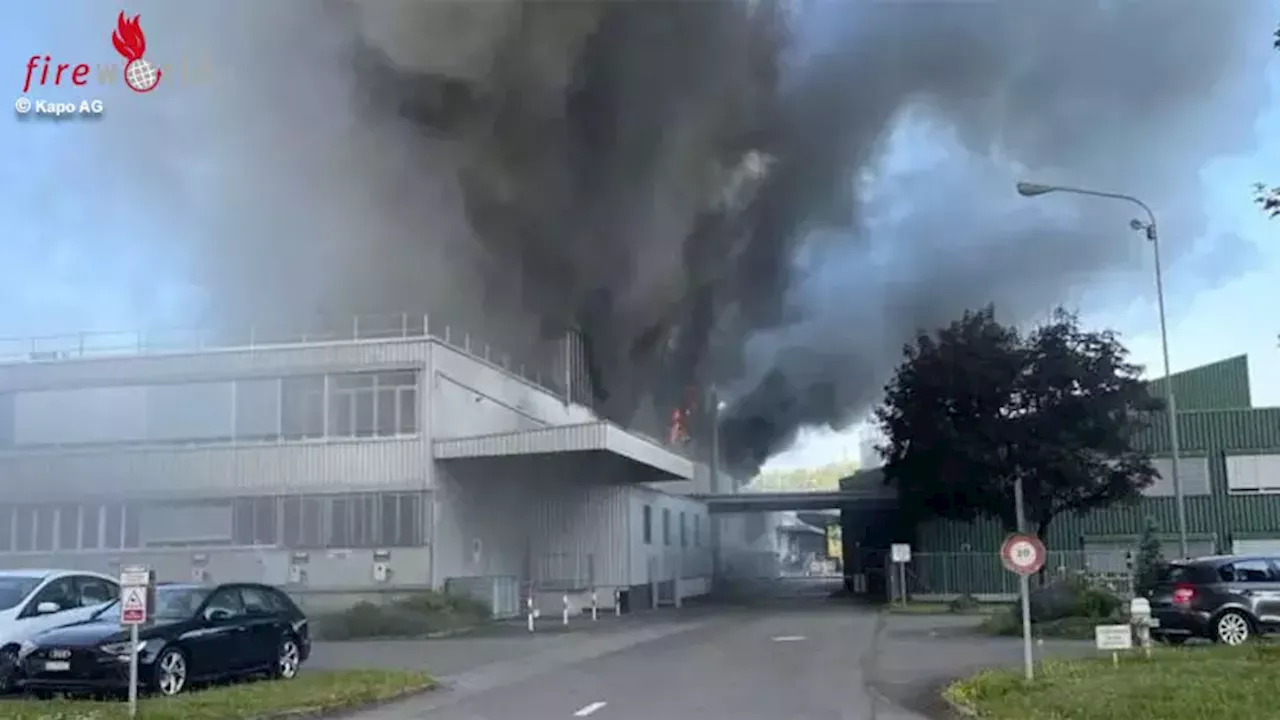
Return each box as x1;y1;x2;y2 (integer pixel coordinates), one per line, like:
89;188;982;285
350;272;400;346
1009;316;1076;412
1000;532;1046;576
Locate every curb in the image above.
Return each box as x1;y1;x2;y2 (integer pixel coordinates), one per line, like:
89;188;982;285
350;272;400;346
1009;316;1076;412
254;682;438;720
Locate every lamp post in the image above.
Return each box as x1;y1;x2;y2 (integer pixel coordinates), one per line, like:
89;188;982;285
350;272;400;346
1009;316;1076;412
1015;181;1189;559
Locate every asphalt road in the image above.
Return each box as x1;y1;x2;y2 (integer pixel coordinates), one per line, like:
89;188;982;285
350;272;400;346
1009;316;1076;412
343;602;942;720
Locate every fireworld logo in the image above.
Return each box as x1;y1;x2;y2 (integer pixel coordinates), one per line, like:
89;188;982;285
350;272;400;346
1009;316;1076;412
21;11;209;95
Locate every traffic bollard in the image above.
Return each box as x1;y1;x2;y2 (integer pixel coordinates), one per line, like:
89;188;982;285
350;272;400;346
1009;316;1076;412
526;594;535;633
614;588;621;617
562;594;570;626
591;590;598;621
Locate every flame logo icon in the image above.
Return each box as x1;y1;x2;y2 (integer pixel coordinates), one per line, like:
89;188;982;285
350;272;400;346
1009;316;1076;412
112;11;161;93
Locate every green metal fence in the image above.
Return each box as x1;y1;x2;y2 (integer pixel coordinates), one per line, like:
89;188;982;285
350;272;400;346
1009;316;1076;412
904;550;1133;601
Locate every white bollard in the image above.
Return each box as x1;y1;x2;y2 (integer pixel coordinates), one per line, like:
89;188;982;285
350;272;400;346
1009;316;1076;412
614;589;621;617
526;595;535;633
562;594;570;626
591;590;598;621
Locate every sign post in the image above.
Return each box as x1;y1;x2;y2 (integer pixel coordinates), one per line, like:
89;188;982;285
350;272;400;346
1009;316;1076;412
890;543;912;607
119;565;155;719
1001;479;1047;683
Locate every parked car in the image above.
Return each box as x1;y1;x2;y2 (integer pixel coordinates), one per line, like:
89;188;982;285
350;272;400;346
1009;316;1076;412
1143;555;1280;645
19;582;310;698
0;569;120;692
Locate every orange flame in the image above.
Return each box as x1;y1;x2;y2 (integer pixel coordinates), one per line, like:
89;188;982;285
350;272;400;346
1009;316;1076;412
112;12;148;62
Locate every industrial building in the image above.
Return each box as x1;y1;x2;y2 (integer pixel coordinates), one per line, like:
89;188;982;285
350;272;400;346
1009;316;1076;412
0;316;716;614
862;354;1280;597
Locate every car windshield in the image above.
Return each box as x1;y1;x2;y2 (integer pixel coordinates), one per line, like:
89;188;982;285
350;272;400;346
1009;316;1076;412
0;576;42;611
93;587;213;622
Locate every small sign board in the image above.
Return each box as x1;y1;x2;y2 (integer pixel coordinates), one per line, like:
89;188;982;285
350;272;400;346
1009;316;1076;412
1000;533;1047;576
890;543;912;564
1094;624;1134;651
119;565;154;626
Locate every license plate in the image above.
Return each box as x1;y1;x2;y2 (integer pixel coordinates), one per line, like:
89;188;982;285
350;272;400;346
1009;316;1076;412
44;660;70;672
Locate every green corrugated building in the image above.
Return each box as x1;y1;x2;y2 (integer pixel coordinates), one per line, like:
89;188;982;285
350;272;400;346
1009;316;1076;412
910;353;1280;595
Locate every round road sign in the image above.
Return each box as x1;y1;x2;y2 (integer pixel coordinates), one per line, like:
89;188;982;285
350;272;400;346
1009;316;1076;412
1000;533;1046;576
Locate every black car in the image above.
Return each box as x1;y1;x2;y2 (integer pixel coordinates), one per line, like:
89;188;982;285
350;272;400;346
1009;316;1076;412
18;582;310;697
1144;555;1280;646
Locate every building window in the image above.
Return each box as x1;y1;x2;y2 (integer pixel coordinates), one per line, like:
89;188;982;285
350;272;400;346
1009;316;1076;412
231;498;278;546
234;378;282;440
1143;456;1212;497
662;508;671;546
680;512;687;548
328;371;419;439
281;376;326;439
34;507;54;551
1226;454;1280;494
81;505;100;550
56;504;78;550
0;506;12;552
642;505;652;545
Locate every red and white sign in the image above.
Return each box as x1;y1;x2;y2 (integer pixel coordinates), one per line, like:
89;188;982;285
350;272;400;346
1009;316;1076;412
120;586;148;625
1000;533;1047;576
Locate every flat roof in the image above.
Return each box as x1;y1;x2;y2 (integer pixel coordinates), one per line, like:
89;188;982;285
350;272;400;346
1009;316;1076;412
433;421;695;481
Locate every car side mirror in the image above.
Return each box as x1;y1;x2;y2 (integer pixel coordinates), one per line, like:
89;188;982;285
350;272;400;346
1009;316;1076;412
205;608;232;623
36;602;61;615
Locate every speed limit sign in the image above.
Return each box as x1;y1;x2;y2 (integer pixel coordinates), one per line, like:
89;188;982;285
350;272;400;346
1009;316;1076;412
1000;533;1046;576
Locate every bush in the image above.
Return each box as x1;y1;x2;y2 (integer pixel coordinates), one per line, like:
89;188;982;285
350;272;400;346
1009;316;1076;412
948;593;981;613
316;590;491;641
1029;574;1122;623
982;575;1123;639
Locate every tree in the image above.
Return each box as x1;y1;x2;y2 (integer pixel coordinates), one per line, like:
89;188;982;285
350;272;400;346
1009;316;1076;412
876;306;1163;539
1134;516;1165;590
748;460;858;492
1256;25;1279;218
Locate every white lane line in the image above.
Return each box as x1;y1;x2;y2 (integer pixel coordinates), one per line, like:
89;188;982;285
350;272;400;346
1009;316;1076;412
772;635;807;642
574;701;608;717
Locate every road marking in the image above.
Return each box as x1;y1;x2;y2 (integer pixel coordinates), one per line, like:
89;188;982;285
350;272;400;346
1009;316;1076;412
772;635;807;642
574;701;608;717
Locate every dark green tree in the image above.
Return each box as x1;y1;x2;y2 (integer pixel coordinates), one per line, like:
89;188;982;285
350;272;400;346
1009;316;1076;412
1256;25;1279;217
1134;516;1165;589
876;306;1163;539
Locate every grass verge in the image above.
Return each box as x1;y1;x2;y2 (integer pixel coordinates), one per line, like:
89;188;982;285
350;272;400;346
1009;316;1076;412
944;644;1279;719
5;669;435;720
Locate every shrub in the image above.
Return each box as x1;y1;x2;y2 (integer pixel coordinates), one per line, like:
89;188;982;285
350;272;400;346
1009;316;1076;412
315;590;492;641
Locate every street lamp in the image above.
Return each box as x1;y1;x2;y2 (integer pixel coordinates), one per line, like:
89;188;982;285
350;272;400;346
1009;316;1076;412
1016;181;1189;559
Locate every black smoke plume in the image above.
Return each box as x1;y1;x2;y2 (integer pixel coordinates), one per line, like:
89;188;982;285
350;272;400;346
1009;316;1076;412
51;0;1273;478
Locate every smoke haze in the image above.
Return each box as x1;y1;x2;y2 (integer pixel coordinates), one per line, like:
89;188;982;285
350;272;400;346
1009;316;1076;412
9;0;1276;476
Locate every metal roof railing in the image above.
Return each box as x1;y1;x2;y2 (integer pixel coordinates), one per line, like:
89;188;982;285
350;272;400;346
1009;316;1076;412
0;313;567;396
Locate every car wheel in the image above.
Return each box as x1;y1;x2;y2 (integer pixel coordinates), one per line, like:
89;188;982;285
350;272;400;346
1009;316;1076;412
0;646;17;694
152;647;189;696
273;636;301;680
1214;610;1252;646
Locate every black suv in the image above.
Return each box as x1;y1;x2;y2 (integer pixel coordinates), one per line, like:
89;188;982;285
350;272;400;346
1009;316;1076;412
1144;555;1280;646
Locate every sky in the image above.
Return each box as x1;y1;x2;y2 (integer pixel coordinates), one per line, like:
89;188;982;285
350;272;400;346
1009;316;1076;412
2;3;1277;474
766;106;1280;471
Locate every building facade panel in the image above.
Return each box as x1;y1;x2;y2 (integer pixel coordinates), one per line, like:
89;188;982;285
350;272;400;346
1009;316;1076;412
1146;354;1251;411
428;343;594;440
0;439;429;501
